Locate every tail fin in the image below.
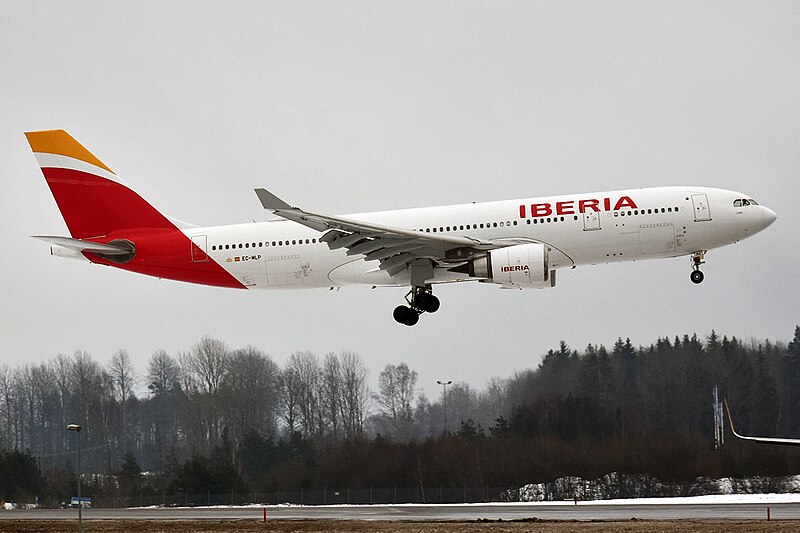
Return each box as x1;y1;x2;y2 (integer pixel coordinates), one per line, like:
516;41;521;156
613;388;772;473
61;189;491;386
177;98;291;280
25;130;187;239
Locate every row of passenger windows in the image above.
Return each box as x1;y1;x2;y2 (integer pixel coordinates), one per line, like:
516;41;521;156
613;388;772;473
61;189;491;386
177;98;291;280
415;220;520;233
615;206;680;216
210;206;683;250
211;238;318;251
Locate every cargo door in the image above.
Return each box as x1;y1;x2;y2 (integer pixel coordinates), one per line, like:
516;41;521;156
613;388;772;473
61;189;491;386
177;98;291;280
266;255;305;286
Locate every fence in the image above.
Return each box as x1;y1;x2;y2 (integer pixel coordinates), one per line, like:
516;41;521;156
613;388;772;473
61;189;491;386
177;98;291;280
38;486;516;509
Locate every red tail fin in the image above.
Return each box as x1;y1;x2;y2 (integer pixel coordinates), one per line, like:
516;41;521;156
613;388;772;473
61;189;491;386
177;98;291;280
27;130;244;289
25;130;177;239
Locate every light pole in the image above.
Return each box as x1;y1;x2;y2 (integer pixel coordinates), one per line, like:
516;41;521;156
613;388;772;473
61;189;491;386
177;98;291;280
66;424;82;533
436;380;452;433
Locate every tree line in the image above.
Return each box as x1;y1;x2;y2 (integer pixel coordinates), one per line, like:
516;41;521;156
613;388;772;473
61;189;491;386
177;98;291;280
1;327;799;504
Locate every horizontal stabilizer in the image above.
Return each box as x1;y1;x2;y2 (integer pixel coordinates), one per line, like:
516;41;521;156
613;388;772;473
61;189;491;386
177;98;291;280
32;235;133;256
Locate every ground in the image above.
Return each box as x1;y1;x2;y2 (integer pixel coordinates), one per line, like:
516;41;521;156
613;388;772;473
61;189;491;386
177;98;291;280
0;520;797;533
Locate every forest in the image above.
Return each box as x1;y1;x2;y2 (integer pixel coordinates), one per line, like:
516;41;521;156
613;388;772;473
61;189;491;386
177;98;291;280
1;326;799;506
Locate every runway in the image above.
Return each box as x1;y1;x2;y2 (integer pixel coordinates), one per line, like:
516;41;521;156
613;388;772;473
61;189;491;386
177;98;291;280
3;500;800;522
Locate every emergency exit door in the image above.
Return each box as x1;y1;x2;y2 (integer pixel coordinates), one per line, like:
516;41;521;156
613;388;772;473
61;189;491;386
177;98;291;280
691;194;711;222
191;235;208;262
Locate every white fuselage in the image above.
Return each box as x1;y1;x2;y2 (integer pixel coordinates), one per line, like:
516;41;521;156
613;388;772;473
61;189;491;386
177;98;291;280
189;186;775;290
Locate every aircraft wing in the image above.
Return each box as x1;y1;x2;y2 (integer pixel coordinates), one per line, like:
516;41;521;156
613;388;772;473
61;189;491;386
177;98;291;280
255;188;503;277
724;399;800;446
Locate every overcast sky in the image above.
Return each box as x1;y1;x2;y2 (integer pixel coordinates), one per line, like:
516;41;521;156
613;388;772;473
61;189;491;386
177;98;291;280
2;1;799;395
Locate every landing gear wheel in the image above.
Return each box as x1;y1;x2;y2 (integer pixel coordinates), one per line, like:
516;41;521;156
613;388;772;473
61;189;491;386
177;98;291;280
690;270;704;284
393;305;419;326
414;292;440;314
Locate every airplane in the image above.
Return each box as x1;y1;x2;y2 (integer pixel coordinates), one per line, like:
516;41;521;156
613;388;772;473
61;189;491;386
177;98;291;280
26;129;777;326
724;399;800;446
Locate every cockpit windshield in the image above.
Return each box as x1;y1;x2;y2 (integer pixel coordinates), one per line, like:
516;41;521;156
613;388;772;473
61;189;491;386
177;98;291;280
734;199;759;207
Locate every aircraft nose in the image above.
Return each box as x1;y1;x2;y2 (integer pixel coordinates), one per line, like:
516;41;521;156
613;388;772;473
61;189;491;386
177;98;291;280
762;206;777;227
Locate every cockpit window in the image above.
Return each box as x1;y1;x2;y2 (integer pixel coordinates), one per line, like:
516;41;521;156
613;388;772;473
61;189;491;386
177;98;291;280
734;198;758;207
748;199;758;205
734;199;743;207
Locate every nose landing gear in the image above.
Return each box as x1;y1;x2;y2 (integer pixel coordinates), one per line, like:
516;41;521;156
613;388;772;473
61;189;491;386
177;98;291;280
393;287;440;326
690;251;706;284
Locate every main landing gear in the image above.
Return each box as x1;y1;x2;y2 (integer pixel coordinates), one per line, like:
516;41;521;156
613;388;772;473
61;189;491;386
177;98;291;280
690;251;706;284
393;287;440;326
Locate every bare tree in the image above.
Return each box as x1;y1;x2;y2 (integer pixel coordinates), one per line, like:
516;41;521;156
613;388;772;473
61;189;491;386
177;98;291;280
51;354;73;448
0;364;15;449
109;349;136;448
278;361;303;435
292;352;321;438
321;353;342;441
377;363;417;439
188;336;229;395
338;351;369;438
146;350;180;397
222;346;279;446
70;351;113;471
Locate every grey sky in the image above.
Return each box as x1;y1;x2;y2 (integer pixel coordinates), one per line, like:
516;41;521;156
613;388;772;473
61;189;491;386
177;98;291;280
2;2;799;393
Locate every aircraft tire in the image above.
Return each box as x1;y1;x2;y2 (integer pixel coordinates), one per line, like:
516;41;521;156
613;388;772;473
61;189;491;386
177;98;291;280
690;270;704;284
393;305;419;326
415;292;440;314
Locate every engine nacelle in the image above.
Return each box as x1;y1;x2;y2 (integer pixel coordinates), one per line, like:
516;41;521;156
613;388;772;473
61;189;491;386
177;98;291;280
464;243;554;289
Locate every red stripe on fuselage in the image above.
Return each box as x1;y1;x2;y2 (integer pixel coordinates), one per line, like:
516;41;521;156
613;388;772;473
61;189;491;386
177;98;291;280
85;230;245;289
42;167;245;289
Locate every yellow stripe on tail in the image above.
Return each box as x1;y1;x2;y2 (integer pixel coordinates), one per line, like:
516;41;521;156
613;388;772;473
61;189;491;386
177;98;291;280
25;129;115;174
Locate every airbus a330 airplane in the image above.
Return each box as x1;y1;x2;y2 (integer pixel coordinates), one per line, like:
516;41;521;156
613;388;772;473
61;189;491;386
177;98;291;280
26;130;777;326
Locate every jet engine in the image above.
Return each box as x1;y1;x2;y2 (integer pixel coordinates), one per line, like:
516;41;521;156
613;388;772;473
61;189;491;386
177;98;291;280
455;242;555;289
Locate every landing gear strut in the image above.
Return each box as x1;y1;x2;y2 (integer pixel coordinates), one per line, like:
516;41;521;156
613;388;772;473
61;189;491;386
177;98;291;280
393;287;440;326
690;251;706;284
